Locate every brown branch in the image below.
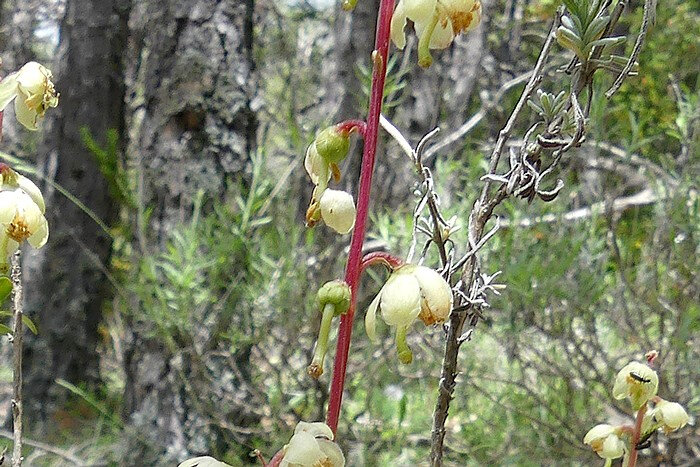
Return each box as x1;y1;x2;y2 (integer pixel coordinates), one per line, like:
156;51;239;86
606;0;656;98
10;252;23;467
0;429;87;467
428;10;563;466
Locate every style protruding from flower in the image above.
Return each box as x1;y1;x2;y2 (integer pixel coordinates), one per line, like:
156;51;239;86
0;61;59;130
365;264;453;364
583;424;625;460
281;421;345;467
649;400;690;434
612;361;659;410
391;0;483;67
304;125;357;234
308;281;352;379
0;164;48;272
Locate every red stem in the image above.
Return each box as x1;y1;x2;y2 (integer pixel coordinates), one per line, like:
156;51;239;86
360;251;404;271
337;119;368;137
326;0;395;434
628;403;647;467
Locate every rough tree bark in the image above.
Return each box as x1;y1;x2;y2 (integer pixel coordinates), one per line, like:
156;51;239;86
21;0;130;425
122;0;257;463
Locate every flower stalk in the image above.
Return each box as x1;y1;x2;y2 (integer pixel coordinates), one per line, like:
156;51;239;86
627;403;647;467
11;251;23;467
325;0;395;434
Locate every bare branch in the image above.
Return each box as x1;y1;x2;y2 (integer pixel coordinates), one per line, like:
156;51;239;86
11;252;23;467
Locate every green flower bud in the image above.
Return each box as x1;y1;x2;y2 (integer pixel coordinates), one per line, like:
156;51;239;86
318;280;352;316
314;126;350;165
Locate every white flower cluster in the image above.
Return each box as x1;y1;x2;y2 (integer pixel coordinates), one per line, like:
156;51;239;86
584;359;690;462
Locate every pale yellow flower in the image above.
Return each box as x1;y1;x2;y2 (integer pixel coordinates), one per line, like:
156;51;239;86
0;188;49;257
652;400;690;433
612;361;659;409
319;189;356;234
0;61;59;130
391;0;482;66
281;421;345;467
583;424;625;460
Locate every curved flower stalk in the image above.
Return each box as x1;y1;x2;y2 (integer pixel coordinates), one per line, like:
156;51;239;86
365;264;452;363
0;61;59;131
391;0;483;67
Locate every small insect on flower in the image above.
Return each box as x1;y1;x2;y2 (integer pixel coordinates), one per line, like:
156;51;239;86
629;372;652;384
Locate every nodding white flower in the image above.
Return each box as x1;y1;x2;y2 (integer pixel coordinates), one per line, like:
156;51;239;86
0;188;49;257
612;361;659;409
178;456;232;467
365;264;452;363
0;61;59;131
281;421;345;467
319;189;356;234
391;0;482;66
583;424;625;460
652;400;690;433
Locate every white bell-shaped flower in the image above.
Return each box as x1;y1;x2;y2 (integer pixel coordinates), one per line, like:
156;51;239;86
612;361;659;409
652;400;689;433
583;424;625;460
365;264;452;363
0;61;59;130
281;421;345;467
319;189;356;234
0;188;49;257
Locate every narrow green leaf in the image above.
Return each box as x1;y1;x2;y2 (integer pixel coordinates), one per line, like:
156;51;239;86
0;276;12;303
0;324;11;334
22;315;38;334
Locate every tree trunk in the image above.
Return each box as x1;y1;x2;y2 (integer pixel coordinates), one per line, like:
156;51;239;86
122;0;257;463
21;0;130;426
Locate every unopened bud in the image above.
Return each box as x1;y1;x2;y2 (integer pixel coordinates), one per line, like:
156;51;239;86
315;126;350;165
318;280;351;316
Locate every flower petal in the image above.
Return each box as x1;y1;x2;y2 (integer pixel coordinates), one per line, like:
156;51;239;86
304;143;330;186
380;272;421;328
14;96;39;131
319;189;356;234
390;0;410;49
28;217;49;249
365;292;382;342
0;73;19;111
414;265;453;324
17;174;45;213
404;0;438;20
318;438;345;467
282;432;325;466
414;15;455;49
178;456;231;467
294;421;334;440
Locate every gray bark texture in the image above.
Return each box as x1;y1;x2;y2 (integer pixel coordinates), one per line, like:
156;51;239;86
21;0;130;425
122;0;257;463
